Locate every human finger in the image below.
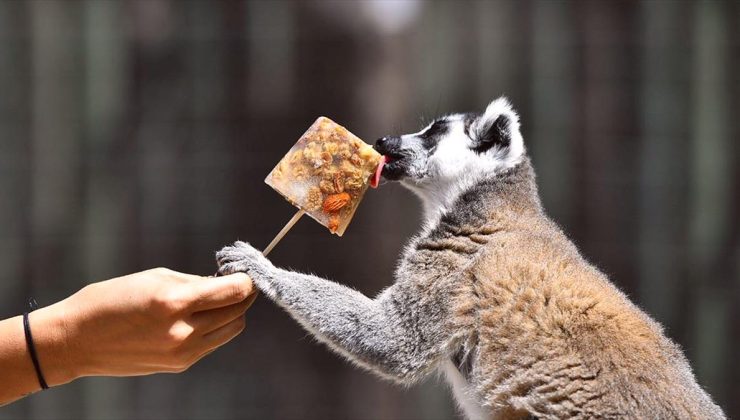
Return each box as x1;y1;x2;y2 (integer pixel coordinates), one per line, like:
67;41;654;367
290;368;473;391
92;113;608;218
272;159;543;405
191;291;257;334
188;273;254;312
200;315;247;350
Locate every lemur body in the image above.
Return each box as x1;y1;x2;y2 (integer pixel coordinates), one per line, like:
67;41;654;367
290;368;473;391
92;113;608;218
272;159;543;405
217;98;725;419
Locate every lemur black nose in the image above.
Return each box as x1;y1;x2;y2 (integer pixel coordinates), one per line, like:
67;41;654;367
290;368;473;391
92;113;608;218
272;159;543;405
374;136;399;154
375;137;389;148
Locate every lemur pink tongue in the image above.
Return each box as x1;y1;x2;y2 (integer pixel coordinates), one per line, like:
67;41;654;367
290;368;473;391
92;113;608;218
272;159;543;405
370;155;386;189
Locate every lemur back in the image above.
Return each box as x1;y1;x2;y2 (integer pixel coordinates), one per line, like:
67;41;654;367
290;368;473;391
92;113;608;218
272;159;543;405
217;98;725;419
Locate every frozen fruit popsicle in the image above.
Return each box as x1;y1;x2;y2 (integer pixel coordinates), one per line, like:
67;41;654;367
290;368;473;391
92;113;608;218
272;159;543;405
262;117;385;255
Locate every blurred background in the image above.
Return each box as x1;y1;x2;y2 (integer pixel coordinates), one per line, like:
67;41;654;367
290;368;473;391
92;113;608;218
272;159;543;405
0;0;737;419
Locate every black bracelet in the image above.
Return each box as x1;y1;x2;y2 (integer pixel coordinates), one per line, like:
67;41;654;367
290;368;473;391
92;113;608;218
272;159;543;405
23;298;49;390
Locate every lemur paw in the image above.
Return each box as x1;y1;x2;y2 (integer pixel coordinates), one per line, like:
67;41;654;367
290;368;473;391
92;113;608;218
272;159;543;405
216;241;274;278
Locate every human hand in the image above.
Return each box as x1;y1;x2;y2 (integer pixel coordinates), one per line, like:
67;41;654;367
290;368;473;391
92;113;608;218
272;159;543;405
31;268;256;386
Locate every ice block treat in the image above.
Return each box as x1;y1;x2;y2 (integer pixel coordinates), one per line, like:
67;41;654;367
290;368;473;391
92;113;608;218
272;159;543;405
265;117;383;236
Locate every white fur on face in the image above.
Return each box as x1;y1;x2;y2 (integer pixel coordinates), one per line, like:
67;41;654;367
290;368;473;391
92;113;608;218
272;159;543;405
399;97;525;221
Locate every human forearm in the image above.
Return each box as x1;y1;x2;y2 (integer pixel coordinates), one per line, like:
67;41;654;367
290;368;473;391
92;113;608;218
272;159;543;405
0;300;75;405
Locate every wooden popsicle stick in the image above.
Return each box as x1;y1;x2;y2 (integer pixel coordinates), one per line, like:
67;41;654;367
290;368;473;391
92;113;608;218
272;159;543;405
262;209;305;256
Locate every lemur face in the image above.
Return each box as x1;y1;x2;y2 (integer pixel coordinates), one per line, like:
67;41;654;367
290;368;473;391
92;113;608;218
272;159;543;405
374;97;524;193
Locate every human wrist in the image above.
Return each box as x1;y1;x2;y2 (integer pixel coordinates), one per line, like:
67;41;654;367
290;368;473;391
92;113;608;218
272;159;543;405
28;298;80;387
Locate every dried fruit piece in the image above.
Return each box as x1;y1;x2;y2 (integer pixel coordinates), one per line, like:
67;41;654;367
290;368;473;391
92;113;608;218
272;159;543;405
323;192;350;212
272;161;287;181
338;143;352;159
289;149;303;164
328;216;340;233
349;153;363;167
332;173;345;193
291;164;308;180
344;175;364;191
323;142;339;155
319;179;335;194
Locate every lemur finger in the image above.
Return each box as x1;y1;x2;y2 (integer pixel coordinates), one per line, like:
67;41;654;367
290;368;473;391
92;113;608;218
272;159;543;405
218;262;246;276
216;247;244;267
216;241;259;265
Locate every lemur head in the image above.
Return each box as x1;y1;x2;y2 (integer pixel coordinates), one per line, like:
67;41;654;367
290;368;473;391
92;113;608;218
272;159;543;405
374;96;525;215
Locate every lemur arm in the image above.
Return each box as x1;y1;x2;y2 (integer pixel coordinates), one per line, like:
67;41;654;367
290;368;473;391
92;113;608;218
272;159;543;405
216;241;453;384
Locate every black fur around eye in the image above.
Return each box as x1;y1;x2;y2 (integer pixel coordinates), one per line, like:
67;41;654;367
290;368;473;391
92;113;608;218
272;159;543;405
422;120;448;139
419;120;449;151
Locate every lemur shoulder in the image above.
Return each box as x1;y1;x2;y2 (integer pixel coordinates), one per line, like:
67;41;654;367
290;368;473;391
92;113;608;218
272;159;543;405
217;97;725;419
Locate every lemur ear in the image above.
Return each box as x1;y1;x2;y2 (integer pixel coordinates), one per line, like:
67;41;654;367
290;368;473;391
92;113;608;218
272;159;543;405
470;97;524;157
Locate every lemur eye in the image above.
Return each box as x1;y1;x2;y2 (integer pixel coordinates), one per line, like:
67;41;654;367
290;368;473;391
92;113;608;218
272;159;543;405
422;120;447;138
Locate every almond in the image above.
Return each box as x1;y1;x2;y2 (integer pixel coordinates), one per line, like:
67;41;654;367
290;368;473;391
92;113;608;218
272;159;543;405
323;192;350;212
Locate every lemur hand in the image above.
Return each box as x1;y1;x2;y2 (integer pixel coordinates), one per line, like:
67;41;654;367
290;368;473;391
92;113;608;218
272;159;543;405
217;241;276;281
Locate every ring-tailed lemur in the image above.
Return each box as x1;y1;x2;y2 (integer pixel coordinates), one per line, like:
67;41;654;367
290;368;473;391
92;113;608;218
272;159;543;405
216;97;725;419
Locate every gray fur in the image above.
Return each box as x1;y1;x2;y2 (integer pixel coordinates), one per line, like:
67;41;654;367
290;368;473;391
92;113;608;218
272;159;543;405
216;238;463;383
